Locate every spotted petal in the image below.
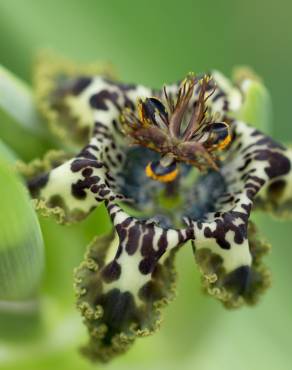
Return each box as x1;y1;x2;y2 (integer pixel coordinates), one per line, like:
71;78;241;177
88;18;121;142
34;51;116;145
193;221;271;308
74;203;188;362
28;57;155;223
187;120;291;306
22;134;127;224
255;148;292;218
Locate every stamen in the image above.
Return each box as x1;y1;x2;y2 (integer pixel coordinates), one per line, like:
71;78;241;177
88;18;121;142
120;73;233;174
182;75;216;141
168;77;196;137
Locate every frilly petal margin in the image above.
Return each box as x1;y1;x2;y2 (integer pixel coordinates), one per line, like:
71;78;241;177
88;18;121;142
17;149;81;224
21;122;127;224
185;120;291;307
193;221;271;308
34;51;116;145
74;204;186;362
17;150;72;222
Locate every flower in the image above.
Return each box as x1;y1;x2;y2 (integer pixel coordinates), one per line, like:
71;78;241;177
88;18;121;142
21;54;292;362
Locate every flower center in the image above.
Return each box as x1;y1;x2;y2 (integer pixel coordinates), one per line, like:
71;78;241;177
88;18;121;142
120;74;232;182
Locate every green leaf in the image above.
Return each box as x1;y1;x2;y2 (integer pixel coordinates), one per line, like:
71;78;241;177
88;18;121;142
0;159;44;301
0;139;17;164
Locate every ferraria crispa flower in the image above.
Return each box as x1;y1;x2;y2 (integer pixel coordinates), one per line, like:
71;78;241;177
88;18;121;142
20;54;292;362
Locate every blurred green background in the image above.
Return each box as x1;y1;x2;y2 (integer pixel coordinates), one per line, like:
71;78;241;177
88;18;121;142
0;1;291;369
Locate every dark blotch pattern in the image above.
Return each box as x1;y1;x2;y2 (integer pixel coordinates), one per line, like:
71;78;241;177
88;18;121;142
28;173;49;197
89;90;120;111
223;265;251;295
102;261;121;283
72;77;92;95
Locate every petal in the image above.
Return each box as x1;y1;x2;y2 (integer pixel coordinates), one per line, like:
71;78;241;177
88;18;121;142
193;221;271;308
34;51;116;145
74;203;187;362
210;70;243;113
186;120;291;306
21;133;127;224
255;148;292;218
28;54;159;223
18;149;74;223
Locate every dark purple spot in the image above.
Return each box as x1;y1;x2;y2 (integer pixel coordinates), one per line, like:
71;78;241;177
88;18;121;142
102;261;121;283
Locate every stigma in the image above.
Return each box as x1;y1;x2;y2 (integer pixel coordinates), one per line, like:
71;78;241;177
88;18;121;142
209;122;231;150
146;156;178;183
